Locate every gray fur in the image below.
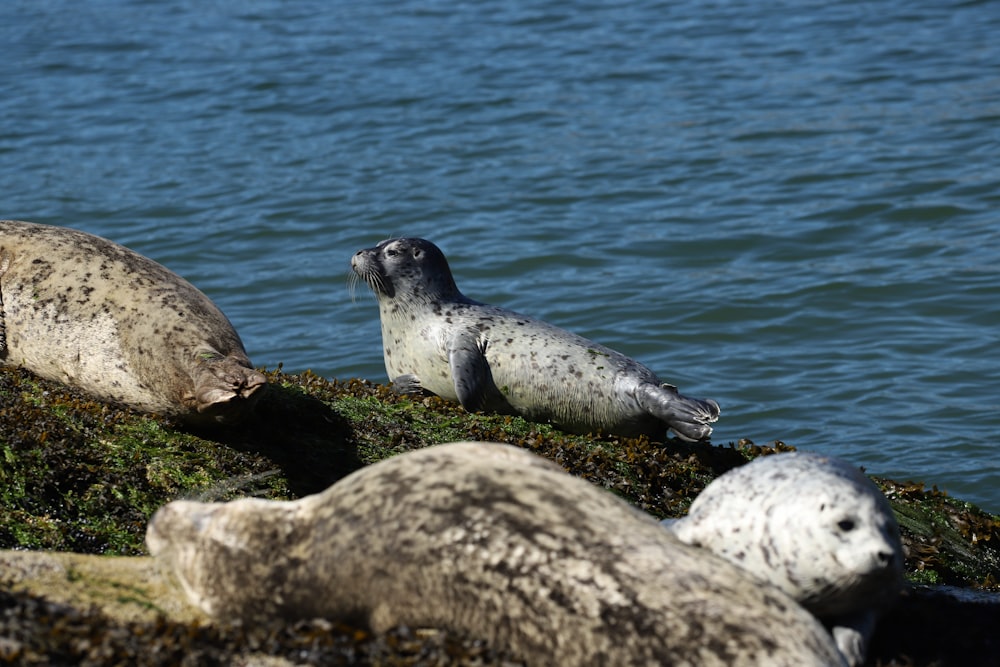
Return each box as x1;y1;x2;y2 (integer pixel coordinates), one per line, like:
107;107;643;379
0;220;265;424
350;237;720;441
147;442;846;666
668;451;904;667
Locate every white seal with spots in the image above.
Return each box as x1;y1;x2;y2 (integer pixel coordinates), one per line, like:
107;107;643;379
350;237;720;441
667;451;904;666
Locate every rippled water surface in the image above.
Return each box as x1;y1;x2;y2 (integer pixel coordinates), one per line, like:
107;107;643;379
3;0;999;511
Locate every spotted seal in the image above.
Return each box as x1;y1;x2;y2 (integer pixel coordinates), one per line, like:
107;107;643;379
0;220;265;424
666;451;904;666
147;441;846;666
350;237;720;441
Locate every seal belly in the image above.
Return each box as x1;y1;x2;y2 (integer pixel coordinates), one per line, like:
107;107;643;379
1;287;168;410
380;316;461;399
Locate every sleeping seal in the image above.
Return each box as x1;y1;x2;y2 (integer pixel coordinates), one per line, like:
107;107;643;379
350;237;719;441
147;441;846;666
667;451;904;666
0;220;265;424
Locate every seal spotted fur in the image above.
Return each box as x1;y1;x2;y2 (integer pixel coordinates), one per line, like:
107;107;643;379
0;220;265;424
351;237;720;441
147;442;845;666
667;451;904;666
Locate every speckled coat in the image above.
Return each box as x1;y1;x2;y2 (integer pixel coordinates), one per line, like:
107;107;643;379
147;442;847;666
0;220;264;423
351;237;720;441
669;451;904;666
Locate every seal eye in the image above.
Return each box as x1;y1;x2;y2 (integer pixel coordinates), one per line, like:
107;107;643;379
837;519;856;532
386;248;398;257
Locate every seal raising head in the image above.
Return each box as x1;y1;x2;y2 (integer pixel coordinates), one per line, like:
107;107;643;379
351;237;720;441
0;220;265;424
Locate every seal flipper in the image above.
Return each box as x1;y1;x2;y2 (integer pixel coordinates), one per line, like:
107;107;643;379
636;382;720;441
0;249;11;357
448;328;491;412
827;610;878;667
190;350;267;423
391;374;426;395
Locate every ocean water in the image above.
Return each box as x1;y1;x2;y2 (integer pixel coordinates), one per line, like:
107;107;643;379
2;0;998;512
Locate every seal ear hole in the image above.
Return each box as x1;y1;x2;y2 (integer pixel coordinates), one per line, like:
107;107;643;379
412;248;422;258
837;518;856;532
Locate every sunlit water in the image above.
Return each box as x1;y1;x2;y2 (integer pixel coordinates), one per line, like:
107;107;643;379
3;0;998;511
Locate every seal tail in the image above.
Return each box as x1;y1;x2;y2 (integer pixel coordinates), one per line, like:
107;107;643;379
637;383;720;442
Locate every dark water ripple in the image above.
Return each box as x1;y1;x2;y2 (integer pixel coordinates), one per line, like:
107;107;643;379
2;0;999;510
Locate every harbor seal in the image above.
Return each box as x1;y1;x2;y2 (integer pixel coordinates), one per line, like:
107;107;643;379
350;237;720;441
147;441;846;666
666;451;904;666
0;220;265;424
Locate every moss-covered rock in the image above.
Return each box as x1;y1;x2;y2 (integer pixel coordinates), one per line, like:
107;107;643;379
1;365;998;665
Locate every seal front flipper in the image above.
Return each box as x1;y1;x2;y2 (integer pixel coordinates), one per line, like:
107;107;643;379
391;374;425;395
828;610;877;667
448;328;492;412
636;382;720;441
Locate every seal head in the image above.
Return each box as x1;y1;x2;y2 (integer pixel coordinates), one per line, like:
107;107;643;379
668;451;904;666
351;238;720;441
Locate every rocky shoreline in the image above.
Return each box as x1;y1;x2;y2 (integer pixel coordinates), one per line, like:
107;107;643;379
2;366;999;665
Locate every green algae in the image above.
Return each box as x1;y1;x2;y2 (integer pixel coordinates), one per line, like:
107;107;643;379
878;477;1000;589
1;365;998;591
0;367;294;554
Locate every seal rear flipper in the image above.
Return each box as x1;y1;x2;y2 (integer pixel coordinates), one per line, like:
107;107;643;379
636;383;721;442
191;353;267;423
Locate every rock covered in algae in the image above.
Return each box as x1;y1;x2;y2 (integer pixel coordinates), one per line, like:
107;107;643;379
1;365;999;665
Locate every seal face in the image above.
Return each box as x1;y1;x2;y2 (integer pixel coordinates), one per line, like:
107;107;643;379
148;442;846;666
0;220;265;424
667;451;904;666
350;237;720;441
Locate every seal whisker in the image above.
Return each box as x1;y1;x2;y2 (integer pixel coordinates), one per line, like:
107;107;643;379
365;269;388;296
347;271;360;303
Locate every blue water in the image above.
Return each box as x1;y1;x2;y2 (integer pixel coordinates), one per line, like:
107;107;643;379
2;0;999;512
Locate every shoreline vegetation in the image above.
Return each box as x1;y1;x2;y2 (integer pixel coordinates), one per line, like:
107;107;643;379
2;365;999;665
